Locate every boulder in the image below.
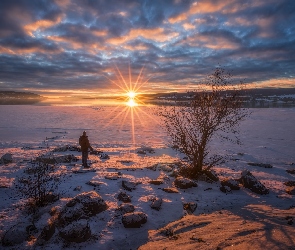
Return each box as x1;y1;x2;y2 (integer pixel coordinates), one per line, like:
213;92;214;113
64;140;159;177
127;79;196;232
286;187;295;195
58;191;107;227
150;197;162;211
162;187;179;193
117;192;131;203
122;180;140;191
221;178;240;190
118;203;135;214
59;219;91;243
239;170;269;195
2;222;29;246
122;212;147;228
174;177;198;189
183;202;197;214
37;222;55;245
1;153;13;164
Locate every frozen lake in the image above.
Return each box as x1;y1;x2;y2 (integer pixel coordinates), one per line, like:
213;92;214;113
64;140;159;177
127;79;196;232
0;105;295;163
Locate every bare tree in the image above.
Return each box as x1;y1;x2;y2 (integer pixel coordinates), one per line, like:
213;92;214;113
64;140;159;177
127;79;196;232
158;68;249;178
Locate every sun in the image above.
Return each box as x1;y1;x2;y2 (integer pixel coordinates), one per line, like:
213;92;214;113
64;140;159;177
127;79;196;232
127;91;136;99
126;98;137;107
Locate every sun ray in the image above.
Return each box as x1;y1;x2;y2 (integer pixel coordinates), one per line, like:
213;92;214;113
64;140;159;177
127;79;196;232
133;65;145;91
115;65;130;91
129;63;132;91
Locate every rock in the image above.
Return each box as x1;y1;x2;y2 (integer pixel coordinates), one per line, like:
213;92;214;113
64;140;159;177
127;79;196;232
53;145;80;152
183;202;197;214
2;222;29;246
59;219;91;243
58;191;108;227
198;174;214;183
122;212;147;228
73;168;96;174
140;146;155;154
149;179;164;185
122;180;140;191
174;177;198;189
37;221;55;244
150;197;162;211
162;187;179;193
159;164;173;172
36;154;78;164
239;170;269;195
284;181;295;187
146;164;158;171
137;150;146;155
86;180;105;187
247;162;273;168
1;153;13;164
100;153;110;159
286;187;295;195
118;203;135;214
221;178;240;190
90;150;103;155
286;169;295;175
73;186;82;191
117;192;131;203
220;185;231;193
105;172;120;180
203;169;219;182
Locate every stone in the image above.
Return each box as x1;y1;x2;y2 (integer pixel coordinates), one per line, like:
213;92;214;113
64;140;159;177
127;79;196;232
149;179;164;185
284;181;295;187
86;180;105;187
203;169;219;182
58;191;108;227
150;197;162;211
122;180;140;191
183;202;197;214
286;169;295;175
162;187;179;193
73;186;82;191
198;174;214;183
105;172;119;180
174;177;198;189
137;150;146;155
239;170;269;195
286;187;295;195
2;222;29;246
220;185;231;193
221;178;240;190
59;219;91;243
117;192;131;203
36;154;78;164
37;221;55;244
146;164;158;171
159;164;173;172
118;203;135;214
122;212;147;228
1;153;13;164
100;153;110;159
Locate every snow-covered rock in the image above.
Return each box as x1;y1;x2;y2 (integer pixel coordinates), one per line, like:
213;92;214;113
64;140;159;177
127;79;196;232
1;153;13;164
221;178;240;190
58;191;108;226
183;202;197;214
174;177;198;189
239;170;269;195
117;192;132;203
122;180;140;191
150;197;162;211
162;187;179;193
122;212;147;228
59;219;91;243
118;203;135;214
149;179;164;185
37;221;56;245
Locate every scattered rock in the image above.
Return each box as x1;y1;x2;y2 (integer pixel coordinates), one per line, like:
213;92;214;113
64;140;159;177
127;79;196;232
86;180;105;187
174;177;198;189
117;192;131;203
203;169;219;182
146;164;158;171
59;219;91;243
150;197;162;211
122;212;147;228
162;187;179;193
73;186;82;191
286;187;295;195
58;191;108;227
122;180;140;191
149;179;164;185
100;153;110;159
183;202;197;214
286;169;295;175
220;185;231;193
36;154;78;164
53;145;80;152
1;153;13;164
118;203;135;214
247;162;273;168
239;170;269;195
221;178;240;190
284;181;295;187
2;222;29;246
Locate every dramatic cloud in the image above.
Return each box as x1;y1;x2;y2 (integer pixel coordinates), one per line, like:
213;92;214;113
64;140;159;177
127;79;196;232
0;0;294;96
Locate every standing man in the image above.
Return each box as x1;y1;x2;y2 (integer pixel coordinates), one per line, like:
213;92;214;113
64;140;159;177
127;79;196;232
79;131;93;168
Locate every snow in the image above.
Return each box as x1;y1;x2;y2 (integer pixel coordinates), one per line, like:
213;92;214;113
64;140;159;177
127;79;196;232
0;106;295;249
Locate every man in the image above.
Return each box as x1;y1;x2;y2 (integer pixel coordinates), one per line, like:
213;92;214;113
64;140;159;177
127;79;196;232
79;131;93;168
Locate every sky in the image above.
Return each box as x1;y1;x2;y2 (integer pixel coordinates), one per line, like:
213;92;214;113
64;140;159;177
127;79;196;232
0;0;295;99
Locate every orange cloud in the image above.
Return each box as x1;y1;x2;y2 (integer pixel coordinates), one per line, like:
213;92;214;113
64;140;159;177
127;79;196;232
183;23;195;30
107;28;179;45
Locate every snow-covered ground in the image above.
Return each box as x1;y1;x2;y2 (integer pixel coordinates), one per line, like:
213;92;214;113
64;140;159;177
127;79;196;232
0;106;294;249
